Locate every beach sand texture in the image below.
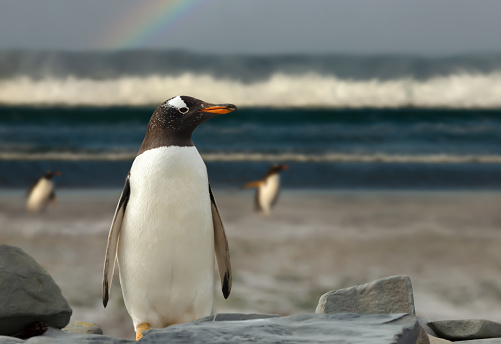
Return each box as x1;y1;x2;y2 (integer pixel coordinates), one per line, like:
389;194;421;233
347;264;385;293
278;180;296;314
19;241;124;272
1;189;501;339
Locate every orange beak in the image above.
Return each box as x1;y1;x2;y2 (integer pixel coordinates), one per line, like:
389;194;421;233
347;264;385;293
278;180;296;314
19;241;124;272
55;171;62;176
198;104;237;115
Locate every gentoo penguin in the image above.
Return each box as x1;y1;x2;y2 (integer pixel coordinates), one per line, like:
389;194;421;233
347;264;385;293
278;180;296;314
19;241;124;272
102;96;236;340
26;170;61;213
243;164;288;215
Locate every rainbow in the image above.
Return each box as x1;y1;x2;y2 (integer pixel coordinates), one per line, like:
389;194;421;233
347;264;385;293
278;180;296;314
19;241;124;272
98;0;211;49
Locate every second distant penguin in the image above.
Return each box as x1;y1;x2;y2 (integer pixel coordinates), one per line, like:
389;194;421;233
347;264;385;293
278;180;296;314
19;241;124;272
26;170;61;213
243;164;288;215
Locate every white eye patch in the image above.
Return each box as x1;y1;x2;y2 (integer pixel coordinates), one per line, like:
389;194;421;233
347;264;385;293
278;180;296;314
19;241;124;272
165;96;187;109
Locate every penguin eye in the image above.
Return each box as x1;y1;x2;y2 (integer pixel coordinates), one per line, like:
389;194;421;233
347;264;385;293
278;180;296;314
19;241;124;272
178;107;189;114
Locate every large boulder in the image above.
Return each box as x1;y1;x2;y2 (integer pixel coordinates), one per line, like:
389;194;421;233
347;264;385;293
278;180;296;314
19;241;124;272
0;245;72;336
141;313;424;344
315;275;415;315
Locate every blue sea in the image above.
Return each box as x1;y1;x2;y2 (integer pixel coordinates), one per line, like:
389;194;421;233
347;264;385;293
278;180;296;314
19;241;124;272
1;51;501;190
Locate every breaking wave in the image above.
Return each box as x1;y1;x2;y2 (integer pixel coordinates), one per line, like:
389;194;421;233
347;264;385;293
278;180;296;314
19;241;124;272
2;51;501;108
2;151;501;164
1;72;501;108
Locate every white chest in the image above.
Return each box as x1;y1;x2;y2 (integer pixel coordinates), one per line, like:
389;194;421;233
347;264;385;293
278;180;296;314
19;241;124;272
122;146;213;248
259;174;280;210
129;146;210;211
27;179;54;212
117;146;215;327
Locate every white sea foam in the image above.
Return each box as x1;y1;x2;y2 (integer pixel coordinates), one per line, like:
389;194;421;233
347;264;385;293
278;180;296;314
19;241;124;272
2;71;501;108
1;151;501;164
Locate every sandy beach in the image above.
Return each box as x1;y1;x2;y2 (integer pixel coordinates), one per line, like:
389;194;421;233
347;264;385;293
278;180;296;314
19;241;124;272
1;188;501;339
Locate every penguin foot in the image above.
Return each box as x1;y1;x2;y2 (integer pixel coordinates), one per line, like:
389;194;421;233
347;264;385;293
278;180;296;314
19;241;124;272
135;323;150;341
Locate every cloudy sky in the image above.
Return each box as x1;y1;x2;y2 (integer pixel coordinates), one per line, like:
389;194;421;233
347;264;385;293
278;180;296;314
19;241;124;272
0;0;500;55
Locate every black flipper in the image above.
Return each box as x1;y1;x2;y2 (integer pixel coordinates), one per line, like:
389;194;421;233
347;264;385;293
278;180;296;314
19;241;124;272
102;174;130;307
209;184;232;299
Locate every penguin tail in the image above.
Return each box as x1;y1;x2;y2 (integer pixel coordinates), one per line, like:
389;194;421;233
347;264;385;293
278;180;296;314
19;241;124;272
242;181;263;189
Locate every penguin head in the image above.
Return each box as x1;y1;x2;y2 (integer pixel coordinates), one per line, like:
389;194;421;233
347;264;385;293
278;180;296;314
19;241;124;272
139;96;237;153
265;164;289;177
270;164;289;173
153;96;236;134
44;170;61;180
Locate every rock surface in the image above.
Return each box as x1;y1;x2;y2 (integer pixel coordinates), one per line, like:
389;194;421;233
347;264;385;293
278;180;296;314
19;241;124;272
418;317;438;337
427;335;450;343
0;313;424;344
315;275;415;315
0;328;133;343
428;319;501;341
197;313;279;322
142;313;423;344
0;245;72;336
62;322;103;335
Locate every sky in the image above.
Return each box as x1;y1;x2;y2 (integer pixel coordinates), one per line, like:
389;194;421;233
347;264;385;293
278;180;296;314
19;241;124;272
0;0;500;55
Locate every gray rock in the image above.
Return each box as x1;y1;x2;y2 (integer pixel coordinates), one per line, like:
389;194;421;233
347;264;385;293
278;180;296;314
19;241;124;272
456;340;501;343
0;328;134;344
0;336;24;344
197;313;279;322
428;319;501;341
418;317;438;337
315;275;415;315
142;313;422;344
414;326;431;344
62;322;103;335
0;245;72;336
22;333;132;344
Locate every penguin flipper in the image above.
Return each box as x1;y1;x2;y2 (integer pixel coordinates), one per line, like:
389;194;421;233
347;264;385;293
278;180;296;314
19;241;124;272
242;180;262;189
209;184;232;299
102;173;130;307
50;191;57;207
254;187;262;212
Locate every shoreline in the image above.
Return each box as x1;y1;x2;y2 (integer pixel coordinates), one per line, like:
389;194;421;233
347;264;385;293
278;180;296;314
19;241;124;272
1;188;501;339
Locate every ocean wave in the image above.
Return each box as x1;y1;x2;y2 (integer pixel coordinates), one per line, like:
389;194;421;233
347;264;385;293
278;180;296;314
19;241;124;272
2;151;501;164
0;152;136;161
2;71;501;108
203;153;501;163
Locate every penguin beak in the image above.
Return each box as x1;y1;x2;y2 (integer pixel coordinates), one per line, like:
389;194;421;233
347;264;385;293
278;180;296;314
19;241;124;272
55;171;62;176
198;104;237;115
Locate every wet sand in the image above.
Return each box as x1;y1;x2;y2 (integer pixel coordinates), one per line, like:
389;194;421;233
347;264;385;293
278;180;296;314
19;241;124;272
1;188;501;339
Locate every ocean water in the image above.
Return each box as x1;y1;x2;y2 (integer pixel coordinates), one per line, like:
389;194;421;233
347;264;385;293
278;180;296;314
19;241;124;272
1;106;501;190
1;51;501;190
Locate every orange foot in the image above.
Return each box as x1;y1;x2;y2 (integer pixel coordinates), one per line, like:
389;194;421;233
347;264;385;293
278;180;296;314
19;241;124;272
135;323;150;341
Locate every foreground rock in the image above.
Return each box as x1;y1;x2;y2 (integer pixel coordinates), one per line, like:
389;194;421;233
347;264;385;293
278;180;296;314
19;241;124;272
0;327;133;343
0;313;423;344
316;275;415;315
198;313;279;321
0;245;72;336
142;313;423;344
452;340;501;343
428;319;501;341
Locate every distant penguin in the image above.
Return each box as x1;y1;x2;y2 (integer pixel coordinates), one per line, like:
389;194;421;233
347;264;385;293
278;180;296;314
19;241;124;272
26;170;61;213
243;164;289;215
102;96;236;340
